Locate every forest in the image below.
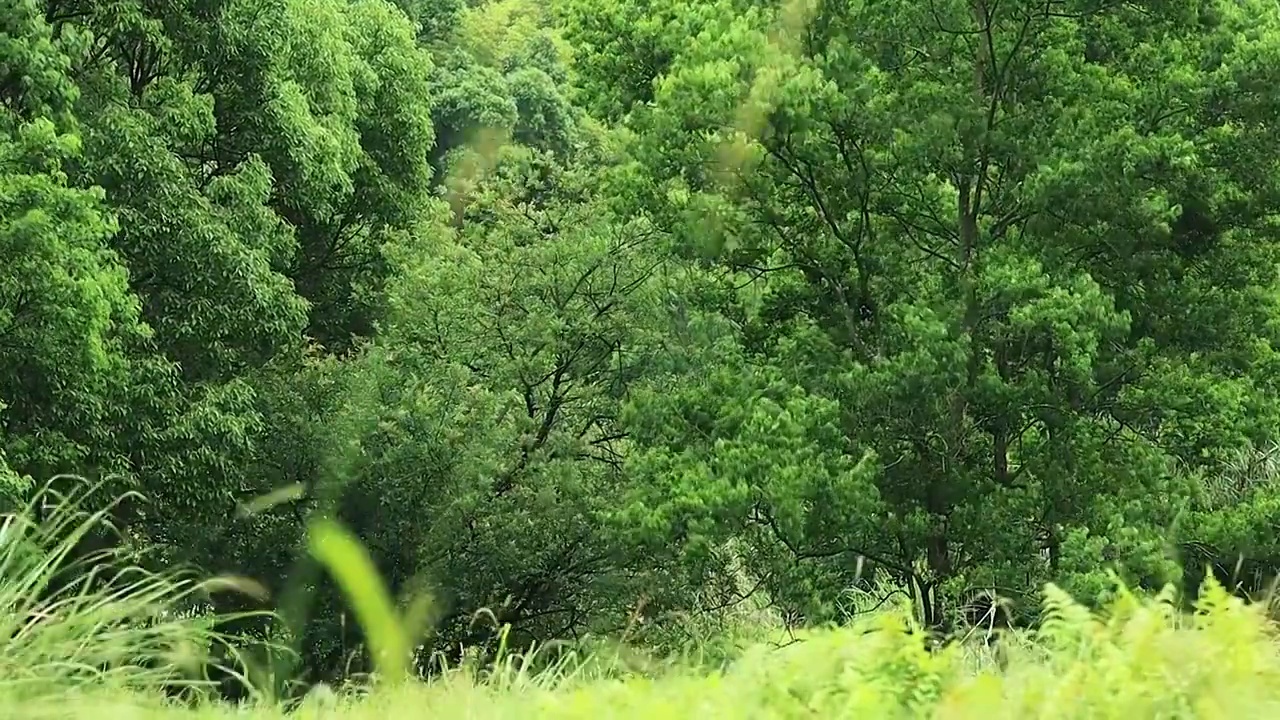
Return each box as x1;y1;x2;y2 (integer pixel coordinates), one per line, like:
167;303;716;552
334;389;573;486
5;0;1280;703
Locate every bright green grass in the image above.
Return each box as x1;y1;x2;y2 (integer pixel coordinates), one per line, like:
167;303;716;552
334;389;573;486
9;581;1280;719
5;483;1280;719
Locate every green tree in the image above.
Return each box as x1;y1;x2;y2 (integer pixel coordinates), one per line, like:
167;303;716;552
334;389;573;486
25;0;438;567
303;136;679;672
583;0;1280;626
430;0;578;184
0;0;148;504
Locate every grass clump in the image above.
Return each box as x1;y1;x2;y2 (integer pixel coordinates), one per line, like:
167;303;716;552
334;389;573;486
0;478;233;711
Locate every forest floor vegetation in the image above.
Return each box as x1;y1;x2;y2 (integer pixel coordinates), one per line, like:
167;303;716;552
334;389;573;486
5;484;1278;719
8;583;1280;719
5;496;1279;720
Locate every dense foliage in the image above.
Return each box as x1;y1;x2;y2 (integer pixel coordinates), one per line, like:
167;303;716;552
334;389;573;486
4;0;1280;690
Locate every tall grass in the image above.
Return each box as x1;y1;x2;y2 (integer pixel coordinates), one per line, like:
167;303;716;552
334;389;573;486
0;477;238;707
36;572;1279;719
5;485;1280;717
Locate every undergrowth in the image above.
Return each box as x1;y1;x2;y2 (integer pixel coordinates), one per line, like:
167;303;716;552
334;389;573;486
2;484;1280;718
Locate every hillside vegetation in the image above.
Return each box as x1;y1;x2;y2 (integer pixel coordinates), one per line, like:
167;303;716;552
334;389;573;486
5;0;1280;714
